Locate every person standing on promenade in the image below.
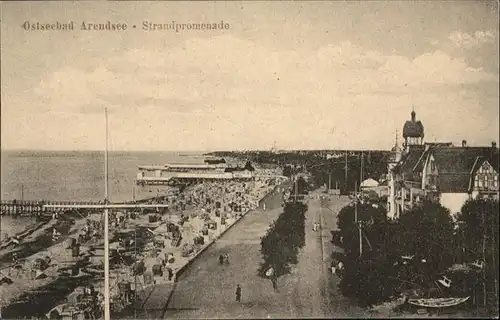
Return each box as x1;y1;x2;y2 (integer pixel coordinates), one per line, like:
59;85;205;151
235;284;242;302
219;254;224;265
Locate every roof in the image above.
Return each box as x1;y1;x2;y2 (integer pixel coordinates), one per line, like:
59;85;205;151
403;120;424;138
486;149;499;172
360;178;379;188
430;147;498;193
413;143;454;172
393;146;426;179
166;163;227;169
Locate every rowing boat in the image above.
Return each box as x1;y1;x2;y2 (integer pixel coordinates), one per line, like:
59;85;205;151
408;296;470;308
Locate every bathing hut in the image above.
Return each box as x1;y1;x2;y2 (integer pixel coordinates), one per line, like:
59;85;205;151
67;287;86;306
205;220;217;230
143;271;154;285
33;258;49;271
59;306;85;320
72;244;81;257
118;280;132;303
171;232;182;247
152;264;163;277
193;235;205;246
166;267;174;280
154;238;165;249
181;243;195;257
131;260;146;276
148;214;160;223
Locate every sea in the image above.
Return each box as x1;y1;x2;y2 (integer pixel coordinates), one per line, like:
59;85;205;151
0;150;207;235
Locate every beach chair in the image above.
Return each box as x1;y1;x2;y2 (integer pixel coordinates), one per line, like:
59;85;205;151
152;264;163;277
438;276;452;288
154;239;165;249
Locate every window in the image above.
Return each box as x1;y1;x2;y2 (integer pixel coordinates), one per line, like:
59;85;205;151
431;161;435;172
479;179;483;188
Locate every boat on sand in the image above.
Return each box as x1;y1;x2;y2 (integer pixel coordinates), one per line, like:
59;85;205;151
408;296;469;308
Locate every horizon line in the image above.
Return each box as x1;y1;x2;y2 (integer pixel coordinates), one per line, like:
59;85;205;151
2;147;400;153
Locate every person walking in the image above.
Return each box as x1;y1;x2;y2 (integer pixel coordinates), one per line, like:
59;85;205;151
235;284;242;302
219;254;224;265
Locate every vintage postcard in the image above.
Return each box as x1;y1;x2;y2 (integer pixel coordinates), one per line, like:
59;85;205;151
0;1;498;319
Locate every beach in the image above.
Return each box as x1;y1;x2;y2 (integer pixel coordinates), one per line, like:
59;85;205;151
0;151;286;318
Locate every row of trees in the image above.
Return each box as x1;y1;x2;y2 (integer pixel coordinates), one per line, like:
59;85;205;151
335;198;499;314
258;178;310;290
208;150;391;193
306;153;391;192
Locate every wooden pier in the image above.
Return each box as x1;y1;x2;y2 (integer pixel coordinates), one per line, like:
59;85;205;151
0;196;169;216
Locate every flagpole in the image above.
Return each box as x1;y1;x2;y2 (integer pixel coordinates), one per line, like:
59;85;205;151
104;107;111;320
41;106;170;319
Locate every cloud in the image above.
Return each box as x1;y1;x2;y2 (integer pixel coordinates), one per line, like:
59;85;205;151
448;30;496;49
4;35;498;150
32;35;497;116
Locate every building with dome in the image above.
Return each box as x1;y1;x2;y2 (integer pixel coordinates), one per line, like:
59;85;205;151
387;110;499;219
402;109;424;150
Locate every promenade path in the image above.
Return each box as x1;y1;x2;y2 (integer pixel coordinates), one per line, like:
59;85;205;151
159;187;368;319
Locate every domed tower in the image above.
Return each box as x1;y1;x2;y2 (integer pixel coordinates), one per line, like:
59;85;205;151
387;130;402;220
390;129;402;163
403;108;424;150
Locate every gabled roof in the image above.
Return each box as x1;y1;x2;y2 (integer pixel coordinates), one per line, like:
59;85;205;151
413;148;432;172
393;146;426;175
430;147;498;193
468;158;498;190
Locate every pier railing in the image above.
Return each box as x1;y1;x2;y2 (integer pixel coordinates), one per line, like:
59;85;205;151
0;196;169;216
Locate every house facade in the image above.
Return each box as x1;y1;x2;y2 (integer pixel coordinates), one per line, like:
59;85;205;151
420;145;499;215
387;110;499;219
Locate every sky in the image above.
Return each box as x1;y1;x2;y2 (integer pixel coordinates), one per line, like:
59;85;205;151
1;1;498;152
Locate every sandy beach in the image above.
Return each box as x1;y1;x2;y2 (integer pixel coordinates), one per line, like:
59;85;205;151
0;172;286;319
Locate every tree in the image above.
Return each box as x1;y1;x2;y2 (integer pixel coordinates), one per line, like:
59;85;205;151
456;198;498;261
397;201;455;279
336;202;386;257
336;201;399;305
258;202;307;290
336;200;457;307
456;198;499;312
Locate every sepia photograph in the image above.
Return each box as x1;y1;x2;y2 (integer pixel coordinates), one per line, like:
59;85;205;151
0;1;498;319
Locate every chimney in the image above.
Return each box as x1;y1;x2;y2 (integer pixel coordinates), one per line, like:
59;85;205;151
462;140;467;148
492;141;497;148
